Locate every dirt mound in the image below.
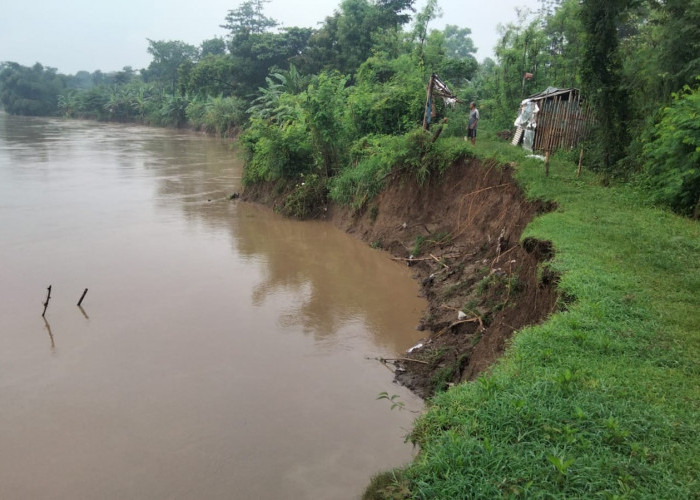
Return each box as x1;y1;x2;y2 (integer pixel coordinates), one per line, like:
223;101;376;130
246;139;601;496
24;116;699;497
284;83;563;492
330;159;559;398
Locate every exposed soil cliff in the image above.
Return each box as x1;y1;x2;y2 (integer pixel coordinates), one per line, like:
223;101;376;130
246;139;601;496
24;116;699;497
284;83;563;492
244;158;559;398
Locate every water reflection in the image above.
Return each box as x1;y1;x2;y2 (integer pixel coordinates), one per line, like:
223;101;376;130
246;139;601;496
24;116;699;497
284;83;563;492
42;316;55;352
78;305;90;320
236;208;424;350
129;131;424;353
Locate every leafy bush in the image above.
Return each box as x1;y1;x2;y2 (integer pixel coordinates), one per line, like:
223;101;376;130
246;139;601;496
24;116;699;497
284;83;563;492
155;92;190;128
241;116;314;185
329;131;473;210
280;173;328;219
304;72;352;176
0;62;65;116
642;83;700;218
186;95;246;136
350;54;426;136
328;134;402;209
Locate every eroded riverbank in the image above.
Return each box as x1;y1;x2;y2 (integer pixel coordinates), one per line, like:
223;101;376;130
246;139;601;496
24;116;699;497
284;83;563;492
244;157;559;398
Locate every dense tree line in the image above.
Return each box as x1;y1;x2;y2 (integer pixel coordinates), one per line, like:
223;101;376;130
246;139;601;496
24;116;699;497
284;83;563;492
0;0;698;216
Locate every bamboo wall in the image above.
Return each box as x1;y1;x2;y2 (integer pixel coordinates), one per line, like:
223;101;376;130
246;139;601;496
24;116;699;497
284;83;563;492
532;91;594;152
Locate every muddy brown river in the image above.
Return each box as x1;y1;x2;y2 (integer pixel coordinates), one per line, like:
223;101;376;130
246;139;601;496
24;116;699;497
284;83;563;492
0;114;426;499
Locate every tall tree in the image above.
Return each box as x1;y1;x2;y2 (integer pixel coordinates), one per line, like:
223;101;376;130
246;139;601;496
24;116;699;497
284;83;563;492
200;38;227;57
221;1;314;96
655;0;700;96
304;0;415;76
221;0;278;38
411;0;442;64
143;39;199;92
0;62;65;116
579;0;631;171
443;25;476;59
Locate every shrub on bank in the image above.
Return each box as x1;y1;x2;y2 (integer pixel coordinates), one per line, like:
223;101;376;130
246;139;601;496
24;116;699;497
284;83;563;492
186;95;246;137
642;83;700;218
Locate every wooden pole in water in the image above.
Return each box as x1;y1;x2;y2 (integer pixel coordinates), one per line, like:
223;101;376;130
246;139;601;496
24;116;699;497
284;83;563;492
77;288;88;307
42;285;52;317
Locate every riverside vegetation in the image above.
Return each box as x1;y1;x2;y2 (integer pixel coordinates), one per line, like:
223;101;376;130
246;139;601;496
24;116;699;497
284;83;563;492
1;0;698;497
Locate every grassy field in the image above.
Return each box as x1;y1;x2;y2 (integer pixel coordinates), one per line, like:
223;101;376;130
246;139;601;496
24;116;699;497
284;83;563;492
369;132;700;498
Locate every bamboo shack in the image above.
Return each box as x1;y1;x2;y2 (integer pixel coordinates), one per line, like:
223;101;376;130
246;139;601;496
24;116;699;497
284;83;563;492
512;87;593;152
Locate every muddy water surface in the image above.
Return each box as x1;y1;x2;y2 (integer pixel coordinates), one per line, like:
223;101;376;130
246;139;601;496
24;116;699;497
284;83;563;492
0;114;426;499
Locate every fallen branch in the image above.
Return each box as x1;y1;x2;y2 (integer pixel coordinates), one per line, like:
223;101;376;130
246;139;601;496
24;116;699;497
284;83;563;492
380;357;430;365
430;253;449;269
436;316;484;336
491;245;518;267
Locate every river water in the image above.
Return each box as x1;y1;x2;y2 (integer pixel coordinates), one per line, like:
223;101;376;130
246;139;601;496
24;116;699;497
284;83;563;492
0;114;426;499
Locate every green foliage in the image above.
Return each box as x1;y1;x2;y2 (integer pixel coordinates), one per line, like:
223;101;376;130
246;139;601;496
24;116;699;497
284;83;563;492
363;470;411;500
304;72;352;176
280;173;328;219
155;92;191;127
0;62;65;116
351;54;425;136
301;0;416;76
241;111;314;184
579;0;631;172
376;392;407;411
183;54;237;97
642;84;700;217
653;0;700;97
328;132;472;210
443;24;476;59
486;10;567;129
186;95;246;136
142;39;199;92
221;0;278;37
241;70;354;185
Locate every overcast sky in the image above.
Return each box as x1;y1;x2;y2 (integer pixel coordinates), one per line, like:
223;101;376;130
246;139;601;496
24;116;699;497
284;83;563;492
0;0;540;75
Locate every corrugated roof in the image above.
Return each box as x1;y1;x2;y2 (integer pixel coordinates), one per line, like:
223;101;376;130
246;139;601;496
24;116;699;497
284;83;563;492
527;87;579;100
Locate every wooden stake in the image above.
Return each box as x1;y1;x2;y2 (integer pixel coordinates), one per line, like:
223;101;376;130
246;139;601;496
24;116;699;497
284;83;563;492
577;147;584;178
42;285;52;317
77;288;88;307
545;151;551;177
380;357;430;365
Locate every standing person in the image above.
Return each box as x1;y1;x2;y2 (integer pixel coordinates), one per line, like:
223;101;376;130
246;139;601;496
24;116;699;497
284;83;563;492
467;101;479;145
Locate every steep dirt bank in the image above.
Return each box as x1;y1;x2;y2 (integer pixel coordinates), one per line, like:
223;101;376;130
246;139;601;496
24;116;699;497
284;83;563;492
243;158;559;398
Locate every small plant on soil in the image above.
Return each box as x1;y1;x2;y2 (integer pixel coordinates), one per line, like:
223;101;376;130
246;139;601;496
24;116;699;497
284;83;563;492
411;235;427;257
281;174;327;219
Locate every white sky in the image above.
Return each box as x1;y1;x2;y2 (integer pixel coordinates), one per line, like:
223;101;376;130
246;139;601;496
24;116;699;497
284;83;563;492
0;0;540;75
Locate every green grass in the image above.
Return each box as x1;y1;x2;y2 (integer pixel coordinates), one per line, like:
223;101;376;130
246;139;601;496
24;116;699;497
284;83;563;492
381;134;700;498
